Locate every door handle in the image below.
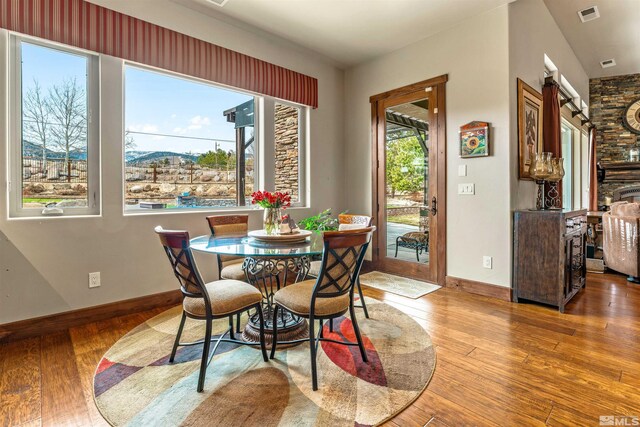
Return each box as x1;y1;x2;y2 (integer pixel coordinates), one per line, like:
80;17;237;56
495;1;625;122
431;196;437;216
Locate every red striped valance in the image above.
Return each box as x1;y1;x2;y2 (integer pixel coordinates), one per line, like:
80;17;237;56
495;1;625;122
0;0;318;108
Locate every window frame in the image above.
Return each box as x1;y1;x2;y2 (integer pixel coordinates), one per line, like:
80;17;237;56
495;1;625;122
121;62;262;214
8;35;101;218
561;110;592;211
273;99;307;208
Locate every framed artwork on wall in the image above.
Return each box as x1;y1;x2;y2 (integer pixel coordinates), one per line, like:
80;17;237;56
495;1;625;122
459;121;490;158
517;78;544;180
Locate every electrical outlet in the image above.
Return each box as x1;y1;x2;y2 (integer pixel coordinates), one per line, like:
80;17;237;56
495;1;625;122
483;256;492;269
89;272;101;288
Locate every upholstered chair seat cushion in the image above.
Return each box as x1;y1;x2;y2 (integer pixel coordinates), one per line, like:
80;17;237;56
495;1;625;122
399;231;428;243
220;259;246;281
273;279;350;316
183;279;262;317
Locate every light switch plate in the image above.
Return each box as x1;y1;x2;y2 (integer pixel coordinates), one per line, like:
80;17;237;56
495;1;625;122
458;164;467;177
458;183;475;195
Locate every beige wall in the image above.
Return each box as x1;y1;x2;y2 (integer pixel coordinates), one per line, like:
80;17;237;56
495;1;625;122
0;0;346;324
344;6;512;287
508;0;590;211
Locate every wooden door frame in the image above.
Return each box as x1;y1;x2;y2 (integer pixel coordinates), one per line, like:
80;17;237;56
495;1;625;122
369;74;448;285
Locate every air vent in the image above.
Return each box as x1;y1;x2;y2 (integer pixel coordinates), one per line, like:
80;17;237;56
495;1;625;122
205;0;229;6
600;59;617;69
578;6;600;23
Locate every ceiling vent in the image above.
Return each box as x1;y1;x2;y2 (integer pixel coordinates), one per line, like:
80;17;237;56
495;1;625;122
600;59;617;69
205;0;229;6
578;6;600;23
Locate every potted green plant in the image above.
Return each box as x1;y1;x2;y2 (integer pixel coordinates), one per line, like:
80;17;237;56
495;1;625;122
298;208;339;231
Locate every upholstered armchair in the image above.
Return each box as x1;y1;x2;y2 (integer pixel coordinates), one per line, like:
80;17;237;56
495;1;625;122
603;201;640;282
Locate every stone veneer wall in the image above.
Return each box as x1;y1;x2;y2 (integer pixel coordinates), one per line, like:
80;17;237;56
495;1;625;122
590;74;640;201
274;104;299;200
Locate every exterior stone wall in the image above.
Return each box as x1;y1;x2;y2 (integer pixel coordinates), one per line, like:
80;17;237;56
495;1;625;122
590;74;640;201
274;104;299;200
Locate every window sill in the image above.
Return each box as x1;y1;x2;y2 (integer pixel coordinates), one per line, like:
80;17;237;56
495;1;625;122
122;204;309;217
7;213;102;221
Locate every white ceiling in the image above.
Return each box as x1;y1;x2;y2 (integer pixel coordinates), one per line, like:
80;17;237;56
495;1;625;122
544;0;640;78
174;0;514;68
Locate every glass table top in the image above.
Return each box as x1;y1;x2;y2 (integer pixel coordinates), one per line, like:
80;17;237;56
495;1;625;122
190;233;324;257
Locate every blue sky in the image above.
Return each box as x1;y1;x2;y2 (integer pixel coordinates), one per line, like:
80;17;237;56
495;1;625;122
22;41;252;154
124;66;253;154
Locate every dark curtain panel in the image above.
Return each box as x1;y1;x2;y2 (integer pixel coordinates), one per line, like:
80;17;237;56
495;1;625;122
589;127;598;211
543;82;562;207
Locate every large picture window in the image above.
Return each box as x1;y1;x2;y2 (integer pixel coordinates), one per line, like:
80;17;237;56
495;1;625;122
124;66;257;211
9;37;100;217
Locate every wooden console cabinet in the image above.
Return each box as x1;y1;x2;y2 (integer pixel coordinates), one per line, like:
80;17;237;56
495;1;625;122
513;209;587;312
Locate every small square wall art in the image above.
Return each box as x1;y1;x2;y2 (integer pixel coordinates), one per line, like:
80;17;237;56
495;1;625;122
459;121;490;158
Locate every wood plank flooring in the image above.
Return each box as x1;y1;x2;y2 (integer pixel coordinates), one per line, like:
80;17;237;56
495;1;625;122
0;272;639;426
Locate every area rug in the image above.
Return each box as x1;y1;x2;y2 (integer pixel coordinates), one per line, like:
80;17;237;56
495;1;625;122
359;271;441;299
93;298;435;426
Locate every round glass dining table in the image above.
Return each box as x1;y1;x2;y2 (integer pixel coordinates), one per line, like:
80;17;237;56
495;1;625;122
190;232;324;345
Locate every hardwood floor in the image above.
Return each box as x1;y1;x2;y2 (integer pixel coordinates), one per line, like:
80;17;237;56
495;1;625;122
1;272;639;426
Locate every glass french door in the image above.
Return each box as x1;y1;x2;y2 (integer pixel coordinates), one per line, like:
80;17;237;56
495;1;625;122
371;80;445;284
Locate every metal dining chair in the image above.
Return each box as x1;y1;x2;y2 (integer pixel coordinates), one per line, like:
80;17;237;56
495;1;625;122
270;227;374;391
307;214;372;319
206;214;250;332
206;214;249;281
155;226;268;392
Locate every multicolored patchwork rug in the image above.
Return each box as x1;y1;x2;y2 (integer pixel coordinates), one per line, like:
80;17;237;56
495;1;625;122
93;298;435;426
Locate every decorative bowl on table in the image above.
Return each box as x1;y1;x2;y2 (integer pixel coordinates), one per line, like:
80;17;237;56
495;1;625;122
248;229;312;243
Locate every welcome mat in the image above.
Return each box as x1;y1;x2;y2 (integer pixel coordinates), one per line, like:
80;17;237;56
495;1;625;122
93;298;435;426
359;271;441;299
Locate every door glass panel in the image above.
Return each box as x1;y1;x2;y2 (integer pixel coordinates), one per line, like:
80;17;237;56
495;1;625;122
384;98;430;263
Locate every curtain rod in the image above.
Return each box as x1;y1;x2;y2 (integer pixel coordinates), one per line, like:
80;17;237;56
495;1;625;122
544;76;594;129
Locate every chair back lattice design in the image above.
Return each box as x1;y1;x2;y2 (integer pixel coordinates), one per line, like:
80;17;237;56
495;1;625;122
206;215;249;266
314;228;373;299
155;227;206;299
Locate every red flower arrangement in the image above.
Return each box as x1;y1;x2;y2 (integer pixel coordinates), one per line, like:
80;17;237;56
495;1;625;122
251;191;291;209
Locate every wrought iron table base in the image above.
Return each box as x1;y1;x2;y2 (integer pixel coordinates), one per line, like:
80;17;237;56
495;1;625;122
241;256;311;347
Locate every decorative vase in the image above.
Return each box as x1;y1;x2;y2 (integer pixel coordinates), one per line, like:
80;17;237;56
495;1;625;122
263;208;282;235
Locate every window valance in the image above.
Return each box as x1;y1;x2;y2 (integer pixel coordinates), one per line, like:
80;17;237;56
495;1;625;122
0;0;318;108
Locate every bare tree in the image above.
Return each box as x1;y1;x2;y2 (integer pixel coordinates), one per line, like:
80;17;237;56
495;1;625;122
124;130;137;151
48;78;87;163
23;80;51;167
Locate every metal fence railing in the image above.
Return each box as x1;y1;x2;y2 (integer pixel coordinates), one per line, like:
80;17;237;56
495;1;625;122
22;157;88;183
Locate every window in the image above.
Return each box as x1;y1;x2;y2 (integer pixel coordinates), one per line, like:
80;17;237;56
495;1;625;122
580;130;589;209
274;102;304;204
561;116;590;210
123;65;257;211
561;120;574;210
9;37;100;217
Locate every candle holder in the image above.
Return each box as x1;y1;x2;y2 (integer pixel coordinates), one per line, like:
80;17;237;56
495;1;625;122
545;157;565;209
529;152;553;210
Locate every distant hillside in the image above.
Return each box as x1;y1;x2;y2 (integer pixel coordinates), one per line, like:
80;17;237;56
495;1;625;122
125;151;199;164
22;140;87;160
